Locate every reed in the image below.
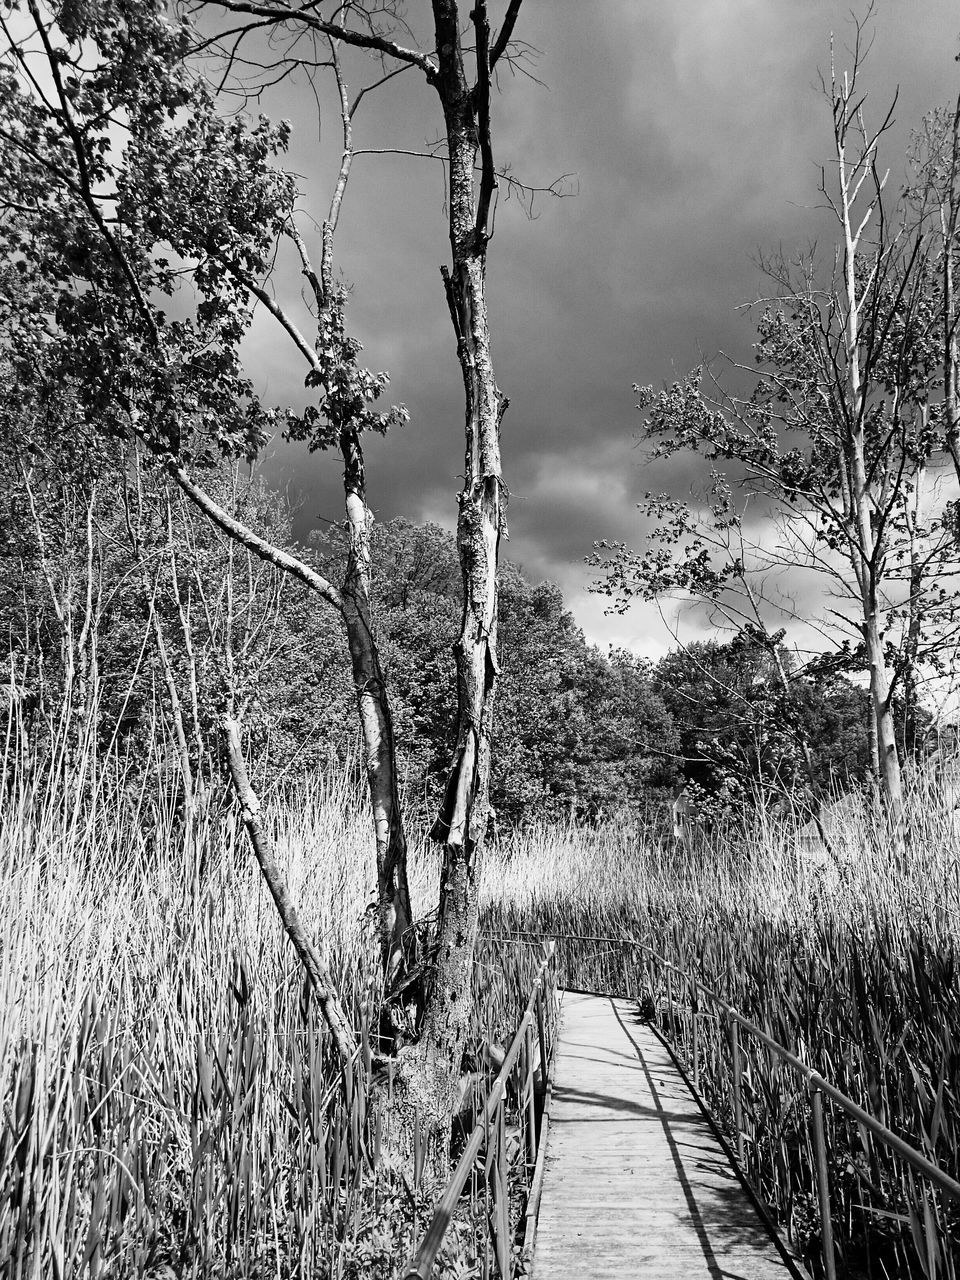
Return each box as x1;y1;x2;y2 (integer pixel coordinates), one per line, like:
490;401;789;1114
481;774;960;1278
7;705;959;1279
0;722;543;1279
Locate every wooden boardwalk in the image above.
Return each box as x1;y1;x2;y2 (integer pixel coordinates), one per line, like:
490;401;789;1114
533;991;805;1279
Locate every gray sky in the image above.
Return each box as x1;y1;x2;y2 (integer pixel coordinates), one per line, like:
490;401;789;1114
252;1;960;660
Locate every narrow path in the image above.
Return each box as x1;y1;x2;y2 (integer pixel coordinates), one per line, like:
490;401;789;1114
532;991;805;1279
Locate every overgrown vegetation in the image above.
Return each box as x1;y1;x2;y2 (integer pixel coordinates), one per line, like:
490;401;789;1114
0;428;892;835
0;720;553;1279
5;708;957;1277
2;3;959;1276
483;770;960;1278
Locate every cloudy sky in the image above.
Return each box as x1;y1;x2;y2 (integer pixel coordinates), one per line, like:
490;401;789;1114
249;1;960;661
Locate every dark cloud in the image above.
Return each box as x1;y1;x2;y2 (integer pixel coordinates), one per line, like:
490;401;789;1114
253;1;960;656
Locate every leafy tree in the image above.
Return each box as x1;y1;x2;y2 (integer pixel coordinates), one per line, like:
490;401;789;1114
493;576;675;825
650;633;870;813
314;520;678;829
593;24;960;813
0;367;328;820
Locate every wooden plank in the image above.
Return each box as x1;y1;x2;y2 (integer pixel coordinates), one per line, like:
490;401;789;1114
532;991;806;1279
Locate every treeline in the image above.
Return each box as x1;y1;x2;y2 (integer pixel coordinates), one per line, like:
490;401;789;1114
315;519;897;828
0;425;892;831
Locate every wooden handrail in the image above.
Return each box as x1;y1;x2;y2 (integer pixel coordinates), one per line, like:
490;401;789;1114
477;927;960;1271
487;929;960;1196
488;927;959;1279
626;937;960;1204
402;942;557;1280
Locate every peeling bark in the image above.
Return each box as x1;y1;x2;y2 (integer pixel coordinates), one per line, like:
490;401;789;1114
397;0;510;1138
339;424;413;987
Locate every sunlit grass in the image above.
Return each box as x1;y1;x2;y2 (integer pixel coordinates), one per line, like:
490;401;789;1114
0;731;503;1279
481;769;960;1278
5;717;959;1278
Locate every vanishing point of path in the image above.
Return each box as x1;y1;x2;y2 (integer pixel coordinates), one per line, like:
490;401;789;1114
533;992;805;1279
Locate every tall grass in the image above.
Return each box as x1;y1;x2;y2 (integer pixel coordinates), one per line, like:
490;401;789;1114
0;726;548;1280
481;774;960;1277
8;713;959;1278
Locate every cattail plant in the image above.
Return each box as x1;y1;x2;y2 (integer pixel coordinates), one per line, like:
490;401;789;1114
0;700;546;1279
481;770;960;1278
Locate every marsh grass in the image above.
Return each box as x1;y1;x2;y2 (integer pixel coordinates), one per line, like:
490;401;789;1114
6;710;960;1280
481;772;960;1278
0;720;546;1280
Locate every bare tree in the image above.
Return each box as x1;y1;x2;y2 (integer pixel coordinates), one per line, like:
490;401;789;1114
910;95;960;489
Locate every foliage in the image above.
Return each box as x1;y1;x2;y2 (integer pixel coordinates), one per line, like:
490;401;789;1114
0;418;885;830
307;519;678;828
494;578;674;825
650;630;886;814
591;60;960;804
0;0;405;473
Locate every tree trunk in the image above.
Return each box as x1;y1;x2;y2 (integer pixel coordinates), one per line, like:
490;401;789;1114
901;455;926;756
848;450;902;809
864;611;902;808
166;490;207;799
338;425;413;995
941;97;960;487
395;0;508;1142
123;460;197;819
834;75;903;814
171;457;413;992
866;679;879;784
145;578;196;820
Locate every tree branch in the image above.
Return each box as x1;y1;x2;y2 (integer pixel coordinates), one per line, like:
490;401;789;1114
222;715;356;1066
489;0;523;70
169;464;344;611
210;0;438;78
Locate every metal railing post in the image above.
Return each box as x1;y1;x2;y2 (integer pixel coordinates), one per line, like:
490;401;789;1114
535;987;548;1100
495;1102;509;1278
690;975;699;1090
525;1022;537;1168
729;1013;745;1166
622;940;633;999
404;953;558;1280
811;1086;837;1280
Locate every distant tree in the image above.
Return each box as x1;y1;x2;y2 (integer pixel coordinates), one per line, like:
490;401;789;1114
650;632;879;816
493;575;675;825
349;519;460;819
593;23;960;813
0;380;104;767
909;95;960;493
0;369;324;812
310;520;678;829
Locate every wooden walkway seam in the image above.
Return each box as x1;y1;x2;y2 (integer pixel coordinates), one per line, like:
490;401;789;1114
531;991;808;1279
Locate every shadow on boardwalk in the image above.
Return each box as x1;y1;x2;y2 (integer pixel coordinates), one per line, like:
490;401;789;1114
533;992;808;1279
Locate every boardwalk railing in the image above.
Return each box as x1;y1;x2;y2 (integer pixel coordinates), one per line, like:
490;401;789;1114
403;943;559;1280
626;936;960;1280
496;930;960;1280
